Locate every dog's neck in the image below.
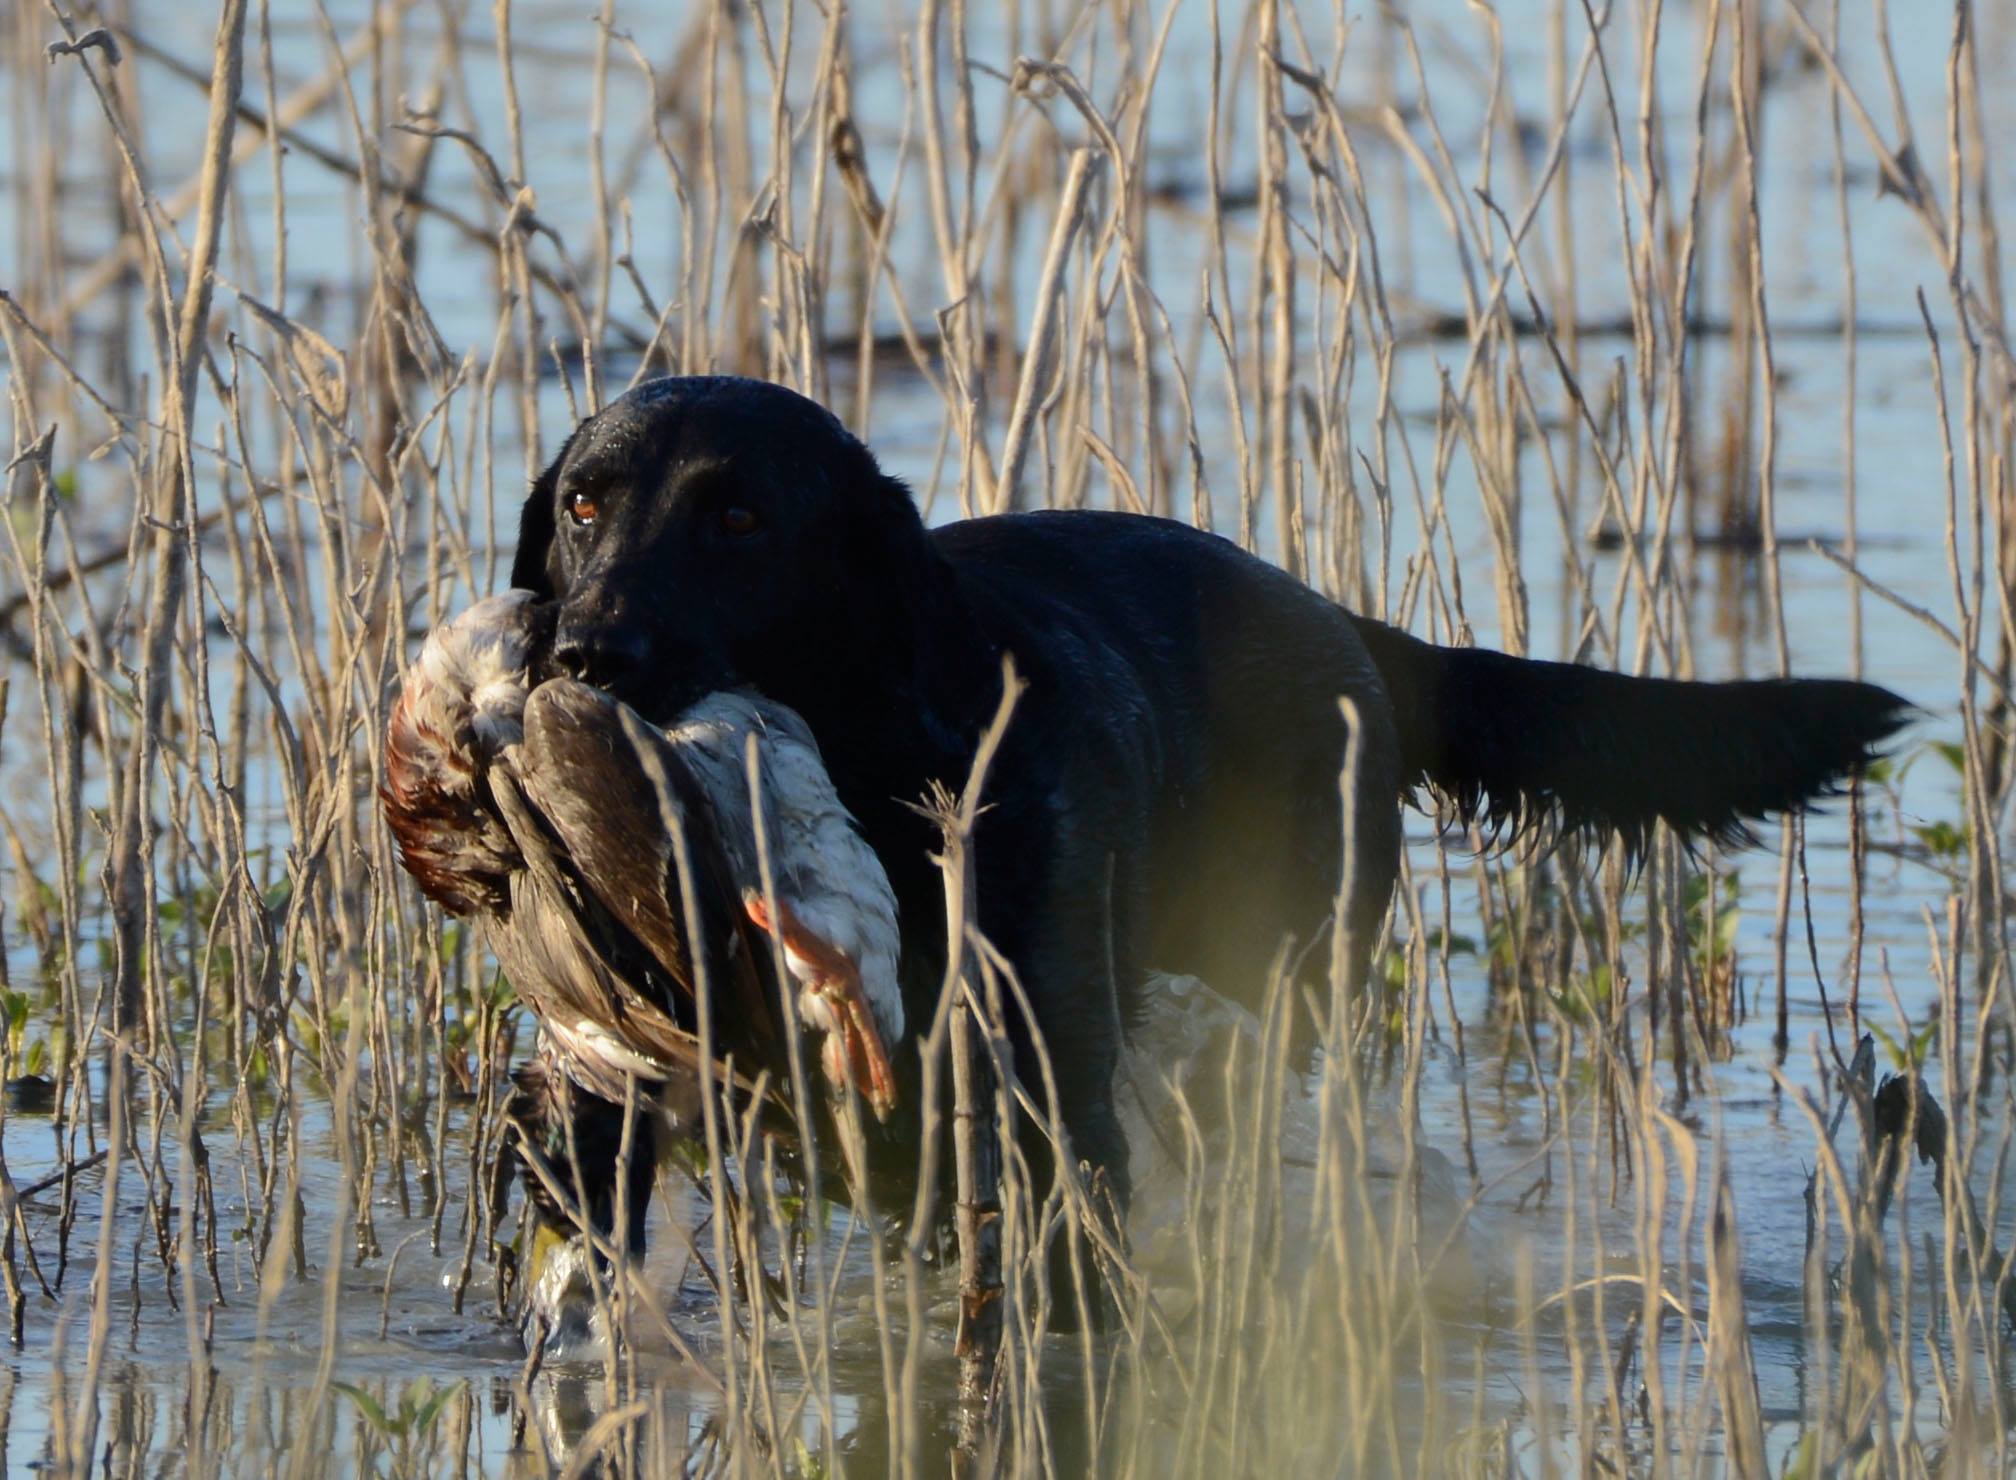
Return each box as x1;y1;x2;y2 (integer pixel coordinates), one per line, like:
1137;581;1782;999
739;518;995;828
787;554;997;792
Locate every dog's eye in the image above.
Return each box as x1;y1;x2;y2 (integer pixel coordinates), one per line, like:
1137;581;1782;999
564;489;599;526
719;506;762;537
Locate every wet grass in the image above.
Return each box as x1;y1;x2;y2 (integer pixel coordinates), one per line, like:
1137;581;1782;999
1;0;2014;1474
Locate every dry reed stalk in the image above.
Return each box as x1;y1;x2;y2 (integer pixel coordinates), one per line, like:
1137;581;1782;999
995;147;1099;512
3;0;2014;1473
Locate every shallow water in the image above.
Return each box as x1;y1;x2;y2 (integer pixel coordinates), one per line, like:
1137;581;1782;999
0;0;2007;1473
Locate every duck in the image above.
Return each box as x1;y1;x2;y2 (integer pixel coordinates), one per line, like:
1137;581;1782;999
383;589;903;1117
381;591;904;1343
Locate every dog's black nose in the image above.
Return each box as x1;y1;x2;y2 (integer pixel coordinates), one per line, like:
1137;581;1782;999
551;619;649;688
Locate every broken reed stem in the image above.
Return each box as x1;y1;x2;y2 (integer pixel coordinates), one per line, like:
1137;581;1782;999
907;656;1022;1466
949;914;1003;1458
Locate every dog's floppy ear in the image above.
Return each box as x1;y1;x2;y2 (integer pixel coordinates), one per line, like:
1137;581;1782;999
836;464;982;720
509;440;569;595
837;462;933;604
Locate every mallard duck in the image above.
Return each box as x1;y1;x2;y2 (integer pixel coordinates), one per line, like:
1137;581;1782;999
382;590;903;1340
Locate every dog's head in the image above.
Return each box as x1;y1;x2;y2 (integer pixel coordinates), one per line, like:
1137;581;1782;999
513;376;933;724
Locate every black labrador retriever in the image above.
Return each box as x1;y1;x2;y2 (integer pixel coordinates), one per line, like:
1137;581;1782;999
509;374;1907;1213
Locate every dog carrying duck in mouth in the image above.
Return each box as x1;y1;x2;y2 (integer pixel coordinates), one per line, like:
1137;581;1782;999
384;373;1909;1346
384;585;907;1345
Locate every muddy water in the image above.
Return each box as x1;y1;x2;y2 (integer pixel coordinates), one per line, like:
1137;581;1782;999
0;0;2003;1473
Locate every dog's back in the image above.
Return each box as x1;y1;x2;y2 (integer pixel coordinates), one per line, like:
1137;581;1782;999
933;510;1406;1004
931;508;1906;1015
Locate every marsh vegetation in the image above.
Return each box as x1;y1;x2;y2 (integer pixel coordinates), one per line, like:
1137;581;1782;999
0;0;2011;1473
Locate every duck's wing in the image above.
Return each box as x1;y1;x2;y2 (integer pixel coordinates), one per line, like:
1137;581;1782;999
486;768;769;1111
508;679;785;1069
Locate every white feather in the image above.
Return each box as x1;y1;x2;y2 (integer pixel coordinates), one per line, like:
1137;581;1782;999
418;589;541;754
666;693;905;1050
543;1015;680;1085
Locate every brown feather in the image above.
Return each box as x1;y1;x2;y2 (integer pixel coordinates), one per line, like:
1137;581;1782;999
488;770;769;1109
511;680;784;1061
381;685;516;916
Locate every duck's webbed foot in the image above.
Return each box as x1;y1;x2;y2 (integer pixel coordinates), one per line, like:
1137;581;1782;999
504;1055;659;1358
743;894;900;1120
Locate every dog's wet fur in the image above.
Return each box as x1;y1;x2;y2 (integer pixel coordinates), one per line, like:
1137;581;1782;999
507;374;1909;1224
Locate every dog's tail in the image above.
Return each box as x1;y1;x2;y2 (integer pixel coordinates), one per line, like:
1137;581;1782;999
1347;615;1911;854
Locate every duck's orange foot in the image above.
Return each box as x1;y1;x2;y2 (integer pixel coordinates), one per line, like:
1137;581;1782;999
745;895;899;1120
